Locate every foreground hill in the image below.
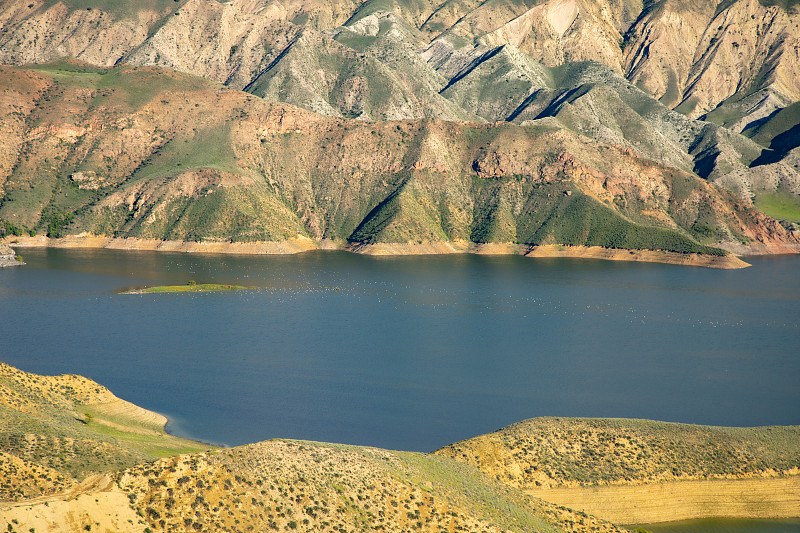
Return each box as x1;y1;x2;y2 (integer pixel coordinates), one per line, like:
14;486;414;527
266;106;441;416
0;362;210;498
1;62;796;265
1;363;799;531
0;363;622;533
435;417;800;523
436;417;800;488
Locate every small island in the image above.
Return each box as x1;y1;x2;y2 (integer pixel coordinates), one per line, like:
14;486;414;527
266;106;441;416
121;282;256;294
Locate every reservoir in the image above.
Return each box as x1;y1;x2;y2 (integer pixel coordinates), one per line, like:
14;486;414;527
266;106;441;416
0;248;798;453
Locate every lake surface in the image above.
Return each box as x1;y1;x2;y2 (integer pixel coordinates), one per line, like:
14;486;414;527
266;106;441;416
0;248;798;454
637;518;800;533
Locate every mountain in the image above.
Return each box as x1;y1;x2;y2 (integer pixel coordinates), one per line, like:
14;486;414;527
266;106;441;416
1;0;799;261
2;0;798;121
1;62;796;265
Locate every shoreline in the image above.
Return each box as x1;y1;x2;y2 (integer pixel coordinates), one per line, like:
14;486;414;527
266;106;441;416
0;242;23;267
2;234;767;269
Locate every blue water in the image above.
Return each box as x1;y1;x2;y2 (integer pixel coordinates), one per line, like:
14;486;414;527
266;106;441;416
637;518;800;533
0;249;798;454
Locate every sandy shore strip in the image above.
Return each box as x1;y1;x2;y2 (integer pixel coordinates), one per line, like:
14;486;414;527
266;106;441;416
524;244;751;269
527;476;800;524
3;234;761;268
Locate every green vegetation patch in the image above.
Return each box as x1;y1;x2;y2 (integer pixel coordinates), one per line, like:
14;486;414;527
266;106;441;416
754;191;800;223
758;0;800;11
27;58;111;78
122;282;257;294
130;125;238;183
743;102;800;148
506;185;727;255
79;405;211;458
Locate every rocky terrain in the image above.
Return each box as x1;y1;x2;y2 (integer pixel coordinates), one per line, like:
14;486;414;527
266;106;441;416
0;0;799;262
0;61;796;264
0;242;20;266
1;364;798;532
2;0;798;121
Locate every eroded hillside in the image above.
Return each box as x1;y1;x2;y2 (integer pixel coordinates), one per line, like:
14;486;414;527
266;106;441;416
2;0;798;121
0;62;796;262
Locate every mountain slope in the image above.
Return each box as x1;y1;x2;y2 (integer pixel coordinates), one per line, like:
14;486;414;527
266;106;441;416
3;0;799;120
3;63;795;262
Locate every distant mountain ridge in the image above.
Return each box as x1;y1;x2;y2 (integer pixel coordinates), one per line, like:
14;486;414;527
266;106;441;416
2;0;798;120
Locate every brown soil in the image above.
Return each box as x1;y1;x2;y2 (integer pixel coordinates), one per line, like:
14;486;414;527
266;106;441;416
526;476;800;524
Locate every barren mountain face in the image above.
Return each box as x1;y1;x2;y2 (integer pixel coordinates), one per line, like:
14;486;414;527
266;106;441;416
0;0;799;257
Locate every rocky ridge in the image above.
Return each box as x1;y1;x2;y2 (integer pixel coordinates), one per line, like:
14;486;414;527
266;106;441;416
1;62;797;265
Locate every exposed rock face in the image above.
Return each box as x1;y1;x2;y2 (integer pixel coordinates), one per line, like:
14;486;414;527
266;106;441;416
625;0;800;118
2;0;798;120
0;241;20;266
1;0;799;255
0;63;796;261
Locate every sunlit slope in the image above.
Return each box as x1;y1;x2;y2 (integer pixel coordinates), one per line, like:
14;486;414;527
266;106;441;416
0;363;211;500
115;439;628;533
435;417;800;488
0;363;625;533
2;0;798;122
2;63;795;257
